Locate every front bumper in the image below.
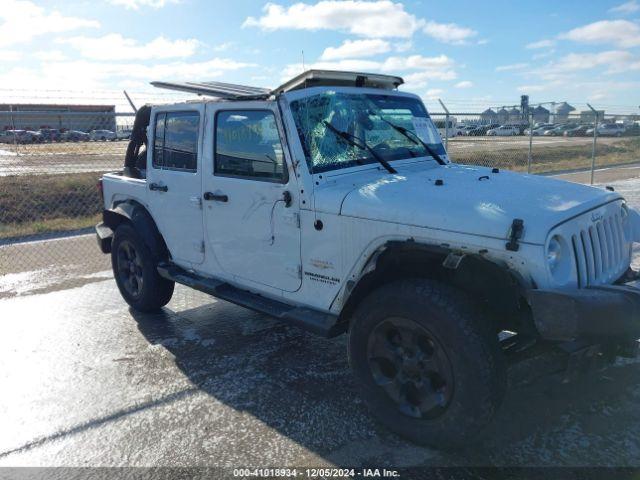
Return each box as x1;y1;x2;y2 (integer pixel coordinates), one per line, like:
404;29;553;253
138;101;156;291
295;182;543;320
95;222;113;254
530;281;640;342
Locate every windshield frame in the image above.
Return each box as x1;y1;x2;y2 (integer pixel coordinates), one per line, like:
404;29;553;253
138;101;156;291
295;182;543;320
282;87;448;175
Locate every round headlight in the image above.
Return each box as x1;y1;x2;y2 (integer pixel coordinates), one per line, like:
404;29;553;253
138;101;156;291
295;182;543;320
547;235;562;271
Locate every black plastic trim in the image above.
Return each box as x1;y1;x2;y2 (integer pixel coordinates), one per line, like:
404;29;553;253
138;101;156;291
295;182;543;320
530;283;640;341
157;263;344;338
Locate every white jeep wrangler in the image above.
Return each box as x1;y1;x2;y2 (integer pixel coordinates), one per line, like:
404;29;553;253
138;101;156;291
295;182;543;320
96;70;640;448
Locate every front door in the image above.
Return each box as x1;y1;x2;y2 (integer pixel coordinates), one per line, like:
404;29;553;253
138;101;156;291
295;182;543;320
203;105;301;292
146;105;205;265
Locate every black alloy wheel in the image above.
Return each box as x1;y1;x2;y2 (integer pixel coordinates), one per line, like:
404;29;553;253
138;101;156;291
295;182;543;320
366;316;454;419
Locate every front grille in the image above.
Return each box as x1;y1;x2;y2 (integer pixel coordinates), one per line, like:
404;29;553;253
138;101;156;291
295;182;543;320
571;212;627;287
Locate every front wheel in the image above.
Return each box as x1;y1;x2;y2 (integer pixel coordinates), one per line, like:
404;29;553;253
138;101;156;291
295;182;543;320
348;278;506;449
111;223;174;312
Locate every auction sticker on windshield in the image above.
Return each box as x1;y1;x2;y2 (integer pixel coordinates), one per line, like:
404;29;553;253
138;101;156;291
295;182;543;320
411;117;432;143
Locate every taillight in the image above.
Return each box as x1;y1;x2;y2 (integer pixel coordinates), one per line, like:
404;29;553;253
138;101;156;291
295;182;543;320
97;179;104;202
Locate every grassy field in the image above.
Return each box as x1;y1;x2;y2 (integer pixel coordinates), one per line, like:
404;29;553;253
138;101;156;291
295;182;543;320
1;136;639;240
0;172;103;239
449;136;640;173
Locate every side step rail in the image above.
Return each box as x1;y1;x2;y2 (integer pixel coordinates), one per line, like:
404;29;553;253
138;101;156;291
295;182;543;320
157;263;346;338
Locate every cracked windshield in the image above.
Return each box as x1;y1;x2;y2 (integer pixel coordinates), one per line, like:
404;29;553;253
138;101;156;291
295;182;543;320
290;92;446;173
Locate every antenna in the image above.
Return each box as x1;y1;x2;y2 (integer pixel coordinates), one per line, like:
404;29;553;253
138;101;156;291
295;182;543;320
301;50;305;72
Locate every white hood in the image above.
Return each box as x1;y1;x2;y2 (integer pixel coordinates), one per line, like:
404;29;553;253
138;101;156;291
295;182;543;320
318;163;622;245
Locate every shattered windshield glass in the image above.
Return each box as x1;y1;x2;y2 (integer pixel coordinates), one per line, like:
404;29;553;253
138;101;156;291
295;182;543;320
290;91;446;173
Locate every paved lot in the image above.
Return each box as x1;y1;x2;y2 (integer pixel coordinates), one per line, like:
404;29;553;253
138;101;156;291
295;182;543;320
1;174;640;468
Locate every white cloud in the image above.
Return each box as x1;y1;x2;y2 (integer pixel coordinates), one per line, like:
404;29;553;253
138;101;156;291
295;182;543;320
516;84;547;92
495;63;529;72
394;41;413;52
213;42;234;52
610;0;640;14
455;80;473;88
0;50;21;61
526;39;555;49
532;49;556;60
422;21;477;45
0;58;254;91
381;54;454;72
550;50;637;73
424;88;443;100
560;20;640;48
59;34;200;61
0;0;99;48
33;50;67;62
282;54;457;85
107;0;180;9
281;59;381;78
320;39;391;60
243;1;423;38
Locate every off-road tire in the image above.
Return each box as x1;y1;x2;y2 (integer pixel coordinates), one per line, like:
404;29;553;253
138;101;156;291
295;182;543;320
348;278;506;449
111;223;174;312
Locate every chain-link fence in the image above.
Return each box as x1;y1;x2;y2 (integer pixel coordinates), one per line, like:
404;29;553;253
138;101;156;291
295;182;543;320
1;94;640;300
430;101;640;182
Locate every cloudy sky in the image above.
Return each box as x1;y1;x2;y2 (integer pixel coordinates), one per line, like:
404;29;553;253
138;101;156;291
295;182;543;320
1;0;640;111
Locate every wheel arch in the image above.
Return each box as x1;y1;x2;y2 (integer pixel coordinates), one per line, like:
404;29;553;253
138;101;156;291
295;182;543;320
103;200;169;261
336;240;534;334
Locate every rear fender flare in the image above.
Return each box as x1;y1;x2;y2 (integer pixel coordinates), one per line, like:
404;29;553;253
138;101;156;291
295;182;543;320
103;201;168;261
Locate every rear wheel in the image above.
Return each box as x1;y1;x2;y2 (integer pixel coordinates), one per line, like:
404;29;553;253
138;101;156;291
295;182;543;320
348;278;506;449
111;223;174;312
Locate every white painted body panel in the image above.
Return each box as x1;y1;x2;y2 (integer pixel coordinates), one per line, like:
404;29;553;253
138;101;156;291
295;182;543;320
146;102;206;266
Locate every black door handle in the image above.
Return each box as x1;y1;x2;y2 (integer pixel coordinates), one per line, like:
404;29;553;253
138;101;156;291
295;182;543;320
149;183;168;192
203;192;228;202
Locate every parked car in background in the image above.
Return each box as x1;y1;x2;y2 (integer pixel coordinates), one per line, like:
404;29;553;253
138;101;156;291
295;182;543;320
591;123;626;137
528;125;557;136
63;130;90;142
623;124;640;136
90;129;117;141
525;124;552;136
487;125;519;136
564;125;590;137
544;124;578;136
468;123;499;136
116;129;132;140
25;130;44;143
1;129;42;143
0;130;15;143
39;128;61;142
456;125;475;136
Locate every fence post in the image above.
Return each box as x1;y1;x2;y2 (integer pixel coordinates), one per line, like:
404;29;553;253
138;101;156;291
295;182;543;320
527;113;533;174
587;103;599;185
9;104;18;155
438;98;450;151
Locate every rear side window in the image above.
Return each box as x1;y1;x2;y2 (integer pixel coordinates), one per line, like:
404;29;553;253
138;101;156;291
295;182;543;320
152;111;200;171
215;110;287;182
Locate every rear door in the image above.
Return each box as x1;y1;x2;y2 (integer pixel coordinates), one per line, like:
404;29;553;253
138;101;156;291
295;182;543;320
202;103;301;292
146;105;205;265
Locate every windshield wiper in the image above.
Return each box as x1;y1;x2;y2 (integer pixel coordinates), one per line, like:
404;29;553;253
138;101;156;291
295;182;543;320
322;121;397;174
374;115;447;166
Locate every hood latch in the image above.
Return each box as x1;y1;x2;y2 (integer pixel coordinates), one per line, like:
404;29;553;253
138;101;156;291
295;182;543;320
506;219;524;252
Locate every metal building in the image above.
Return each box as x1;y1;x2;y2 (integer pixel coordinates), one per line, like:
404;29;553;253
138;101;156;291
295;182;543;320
0;104;116;132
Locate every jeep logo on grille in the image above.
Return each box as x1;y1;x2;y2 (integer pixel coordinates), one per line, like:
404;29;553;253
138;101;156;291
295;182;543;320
591;211;604;222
